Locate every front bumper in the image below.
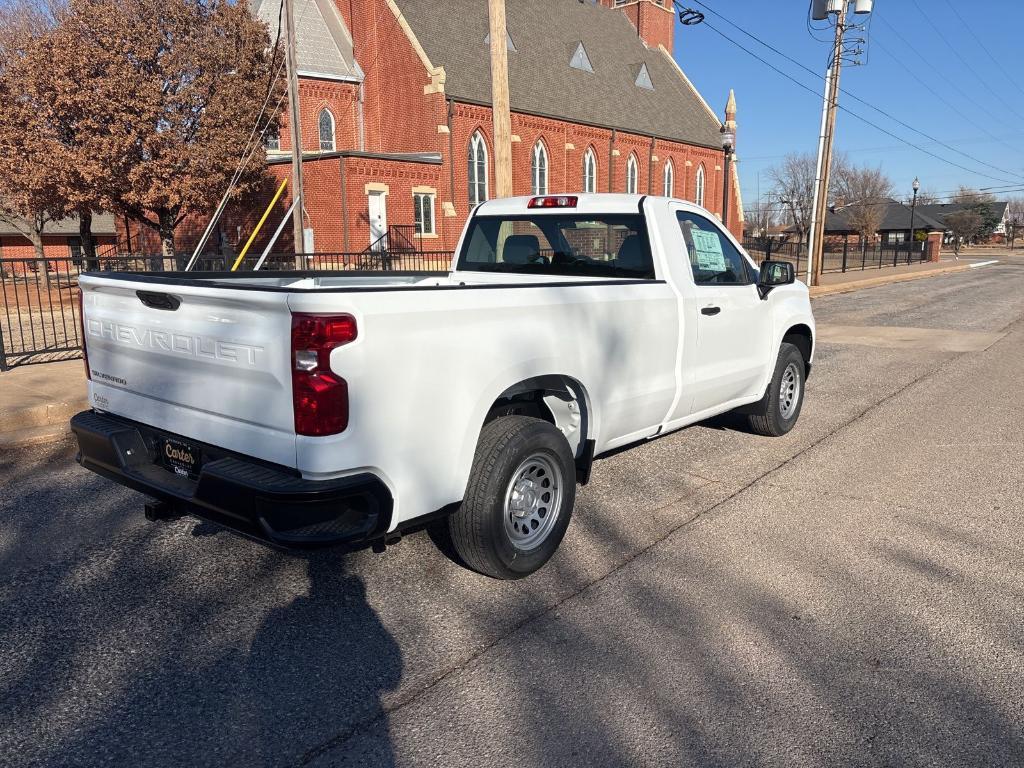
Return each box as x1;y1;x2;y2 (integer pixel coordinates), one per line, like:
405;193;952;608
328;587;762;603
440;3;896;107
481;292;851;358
70;410;393;549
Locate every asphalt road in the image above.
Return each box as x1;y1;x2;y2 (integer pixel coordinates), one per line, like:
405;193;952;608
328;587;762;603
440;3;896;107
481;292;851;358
2;260;1023;767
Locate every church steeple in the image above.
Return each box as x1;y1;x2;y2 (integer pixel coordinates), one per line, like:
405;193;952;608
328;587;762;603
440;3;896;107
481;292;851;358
724;89;737;138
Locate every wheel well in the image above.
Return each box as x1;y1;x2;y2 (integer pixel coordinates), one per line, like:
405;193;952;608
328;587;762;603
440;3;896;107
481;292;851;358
485;375;592;470
783;324;813;375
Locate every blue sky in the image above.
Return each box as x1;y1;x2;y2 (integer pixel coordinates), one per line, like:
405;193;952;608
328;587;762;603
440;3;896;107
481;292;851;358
672;0;1024;208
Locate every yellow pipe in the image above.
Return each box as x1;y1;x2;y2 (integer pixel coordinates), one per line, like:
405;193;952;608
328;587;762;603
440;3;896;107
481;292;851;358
231;177;289;271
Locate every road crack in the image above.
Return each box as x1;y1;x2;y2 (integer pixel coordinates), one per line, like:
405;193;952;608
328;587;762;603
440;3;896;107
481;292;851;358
295;314;1024;766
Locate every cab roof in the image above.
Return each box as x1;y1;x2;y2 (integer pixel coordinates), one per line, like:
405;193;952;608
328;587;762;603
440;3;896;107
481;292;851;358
474;194;706;217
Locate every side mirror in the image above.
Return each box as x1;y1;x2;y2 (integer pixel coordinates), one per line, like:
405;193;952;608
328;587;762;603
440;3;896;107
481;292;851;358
758;260;794;298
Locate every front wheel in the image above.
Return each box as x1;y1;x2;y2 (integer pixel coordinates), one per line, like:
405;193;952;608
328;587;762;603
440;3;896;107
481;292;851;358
746;342;806;437
443;416;576;579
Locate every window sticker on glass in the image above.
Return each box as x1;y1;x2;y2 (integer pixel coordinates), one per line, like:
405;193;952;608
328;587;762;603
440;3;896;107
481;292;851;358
690;229;726;272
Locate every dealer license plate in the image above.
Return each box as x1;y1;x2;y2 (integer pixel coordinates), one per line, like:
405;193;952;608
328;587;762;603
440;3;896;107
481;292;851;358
160;438;202;480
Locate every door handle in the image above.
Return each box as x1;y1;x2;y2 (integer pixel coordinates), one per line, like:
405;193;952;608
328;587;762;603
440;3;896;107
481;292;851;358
701;306;721;316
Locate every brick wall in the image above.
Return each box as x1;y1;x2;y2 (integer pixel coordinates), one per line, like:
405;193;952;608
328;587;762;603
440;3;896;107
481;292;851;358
149;0;742;257
340;0;447;155
275;79;361;154
0;234;119;276
599;0;674;51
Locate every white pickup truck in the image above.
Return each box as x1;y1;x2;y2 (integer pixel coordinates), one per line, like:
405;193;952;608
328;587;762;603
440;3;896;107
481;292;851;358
72;194;814;579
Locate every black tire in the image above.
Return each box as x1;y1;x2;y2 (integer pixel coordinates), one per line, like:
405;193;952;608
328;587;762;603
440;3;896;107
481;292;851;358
443;416;576;580
746;342;806;437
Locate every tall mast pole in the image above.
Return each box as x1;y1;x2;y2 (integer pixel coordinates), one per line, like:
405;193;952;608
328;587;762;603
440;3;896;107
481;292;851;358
283;0;306;266
488;0;513;198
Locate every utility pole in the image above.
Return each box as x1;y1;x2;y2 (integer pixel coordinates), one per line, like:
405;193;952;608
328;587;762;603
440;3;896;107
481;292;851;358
806;2;847;287
806;0;873;285
488;0;513;197
283;0;306;267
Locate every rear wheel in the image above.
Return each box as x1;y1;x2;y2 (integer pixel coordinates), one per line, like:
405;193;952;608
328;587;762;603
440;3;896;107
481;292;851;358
746;342;805;437
443;416;576;579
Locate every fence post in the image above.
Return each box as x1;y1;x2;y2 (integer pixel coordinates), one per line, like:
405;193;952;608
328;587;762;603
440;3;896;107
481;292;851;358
842;239;848;272
0;321;7;372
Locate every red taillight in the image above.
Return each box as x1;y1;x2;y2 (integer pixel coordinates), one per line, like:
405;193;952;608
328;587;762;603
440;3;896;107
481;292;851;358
79;289;91;380
528;195;578;209
290;313;356;436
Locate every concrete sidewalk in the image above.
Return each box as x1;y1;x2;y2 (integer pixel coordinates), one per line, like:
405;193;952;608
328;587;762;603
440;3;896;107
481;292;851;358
0;360;86;448
810;255;990;297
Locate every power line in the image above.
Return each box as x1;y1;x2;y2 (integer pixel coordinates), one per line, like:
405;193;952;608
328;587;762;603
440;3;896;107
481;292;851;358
868;37;1024;161
874;15;1006;127
688;0;1024;182
683;15;1023;185
741;131;1024;163
939;0;1024;102
743;189;1023;216
908;0;1024;124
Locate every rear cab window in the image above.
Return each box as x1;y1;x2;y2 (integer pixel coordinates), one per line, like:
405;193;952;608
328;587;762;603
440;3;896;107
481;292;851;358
457;213;655;279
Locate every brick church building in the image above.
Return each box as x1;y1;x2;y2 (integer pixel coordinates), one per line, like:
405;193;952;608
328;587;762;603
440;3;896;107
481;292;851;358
152;0;742;258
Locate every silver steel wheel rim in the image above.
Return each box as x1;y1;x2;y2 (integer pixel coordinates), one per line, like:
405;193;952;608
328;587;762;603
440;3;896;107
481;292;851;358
503;453;563;551
779;362;801;420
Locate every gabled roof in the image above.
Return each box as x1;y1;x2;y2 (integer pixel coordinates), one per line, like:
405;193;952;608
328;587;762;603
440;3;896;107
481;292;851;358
253;0;363;82
0;212;117;237
824;200;947;233
917;201;1008;226
393;0;723;149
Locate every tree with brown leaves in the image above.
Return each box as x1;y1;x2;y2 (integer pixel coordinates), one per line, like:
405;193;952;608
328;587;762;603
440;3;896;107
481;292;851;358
0;2;69;280
4;0;282;262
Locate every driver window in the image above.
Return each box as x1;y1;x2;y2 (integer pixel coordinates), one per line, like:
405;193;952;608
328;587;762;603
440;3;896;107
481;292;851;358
676;211;752;286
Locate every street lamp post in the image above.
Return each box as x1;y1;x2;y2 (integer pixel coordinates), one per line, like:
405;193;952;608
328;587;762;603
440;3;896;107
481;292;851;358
907;176;920;265
721;126;735;228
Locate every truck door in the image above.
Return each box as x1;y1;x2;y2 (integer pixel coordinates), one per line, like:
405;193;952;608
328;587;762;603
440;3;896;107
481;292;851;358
675;210;772;416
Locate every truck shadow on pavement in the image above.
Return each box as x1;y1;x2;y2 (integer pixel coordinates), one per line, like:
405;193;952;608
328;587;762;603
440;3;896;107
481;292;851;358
0;489;402;768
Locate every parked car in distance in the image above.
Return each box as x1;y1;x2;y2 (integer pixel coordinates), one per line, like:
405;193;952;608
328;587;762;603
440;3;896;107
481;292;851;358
71;194;814;579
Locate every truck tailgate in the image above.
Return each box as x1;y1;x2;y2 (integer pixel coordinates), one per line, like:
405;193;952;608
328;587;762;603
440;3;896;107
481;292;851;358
80;276;297;468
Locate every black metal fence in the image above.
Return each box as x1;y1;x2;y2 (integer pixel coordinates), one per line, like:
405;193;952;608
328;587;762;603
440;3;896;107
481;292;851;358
0;250;455;370
743;239;929;279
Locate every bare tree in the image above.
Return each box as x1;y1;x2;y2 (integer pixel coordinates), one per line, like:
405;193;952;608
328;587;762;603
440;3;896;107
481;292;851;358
765;152;849;259
910;189;940;205
743;198;777;237
950;186;995;205
946;209;982;258
950;186;1002;241
1007;197;1024;250
833;163;893;262
766;153;816;247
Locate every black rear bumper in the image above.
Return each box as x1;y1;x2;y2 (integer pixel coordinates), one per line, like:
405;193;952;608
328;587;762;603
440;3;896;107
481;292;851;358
70;410;393;549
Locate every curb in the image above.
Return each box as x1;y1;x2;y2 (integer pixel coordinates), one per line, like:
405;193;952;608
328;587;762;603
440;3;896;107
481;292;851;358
809;262;986;298
0;398;87;449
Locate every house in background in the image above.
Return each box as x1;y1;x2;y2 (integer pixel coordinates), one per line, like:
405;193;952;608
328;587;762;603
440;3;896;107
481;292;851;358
917;201;1010;244
823;200;946;245
0;213;117;264
135;0;743;257
822;199;1010;246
